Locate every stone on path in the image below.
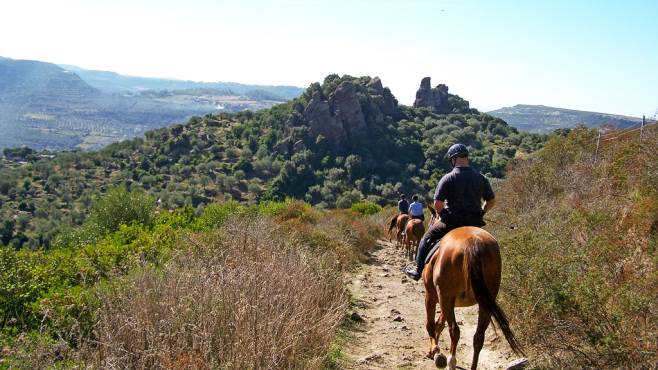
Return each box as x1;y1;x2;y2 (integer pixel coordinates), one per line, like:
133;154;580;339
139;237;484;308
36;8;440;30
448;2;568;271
350;312;365;323
506;358;529;370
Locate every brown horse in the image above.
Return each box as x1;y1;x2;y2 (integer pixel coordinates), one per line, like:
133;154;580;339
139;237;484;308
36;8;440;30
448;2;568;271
387;213;410;248
422;226;523;369
403;218;425;260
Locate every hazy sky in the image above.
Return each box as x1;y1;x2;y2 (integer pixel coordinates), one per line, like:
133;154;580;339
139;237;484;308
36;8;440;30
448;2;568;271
1;0;657;116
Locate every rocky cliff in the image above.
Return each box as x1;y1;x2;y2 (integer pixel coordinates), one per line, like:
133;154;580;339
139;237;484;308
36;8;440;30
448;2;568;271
298;75;401;146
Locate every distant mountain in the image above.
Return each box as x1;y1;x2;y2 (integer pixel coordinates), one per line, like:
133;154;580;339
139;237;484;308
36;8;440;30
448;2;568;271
488;104;645;133
58;64;304;100
0;57;303;150
0;57;212;150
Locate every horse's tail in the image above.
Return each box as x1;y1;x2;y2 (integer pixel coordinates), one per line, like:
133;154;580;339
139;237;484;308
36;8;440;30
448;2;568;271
465;237;524;356
387;215;398;239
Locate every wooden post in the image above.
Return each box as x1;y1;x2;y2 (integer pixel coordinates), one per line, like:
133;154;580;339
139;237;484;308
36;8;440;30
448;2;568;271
594;131;601;162
640;115;645;142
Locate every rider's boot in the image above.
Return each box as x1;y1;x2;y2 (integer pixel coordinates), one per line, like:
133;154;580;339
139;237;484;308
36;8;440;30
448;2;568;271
405;233;434;281
404;264;421;281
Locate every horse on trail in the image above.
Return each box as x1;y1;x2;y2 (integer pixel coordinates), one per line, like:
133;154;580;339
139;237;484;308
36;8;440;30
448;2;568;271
388;213;410;248
422;208;523;369
403;218;424;260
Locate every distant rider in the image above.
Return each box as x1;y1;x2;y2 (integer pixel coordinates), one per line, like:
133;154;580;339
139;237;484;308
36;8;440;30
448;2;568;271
405;143;496;281
408;195;424;222
398;194;409;215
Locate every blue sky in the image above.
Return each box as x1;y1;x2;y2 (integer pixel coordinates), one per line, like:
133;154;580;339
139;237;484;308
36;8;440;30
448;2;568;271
1;0;657;116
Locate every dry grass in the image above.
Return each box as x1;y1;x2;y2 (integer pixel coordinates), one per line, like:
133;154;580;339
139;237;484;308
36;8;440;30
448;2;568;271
489;127;658;368
78;216;348;369
1;202;382;369
71;209;381;370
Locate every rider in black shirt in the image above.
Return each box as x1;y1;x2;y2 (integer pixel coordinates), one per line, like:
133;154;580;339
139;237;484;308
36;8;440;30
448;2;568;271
398;194;409;215
404;143;496;281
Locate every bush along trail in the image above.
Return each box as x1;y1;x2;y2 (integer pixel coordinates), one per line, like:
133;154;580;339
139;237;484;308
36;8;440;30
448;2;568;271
344;240;523;370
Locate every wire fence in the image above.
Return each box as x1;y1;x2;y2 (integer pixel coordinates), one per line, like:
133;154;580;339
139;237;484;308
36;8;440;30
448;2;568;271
593;116;656;161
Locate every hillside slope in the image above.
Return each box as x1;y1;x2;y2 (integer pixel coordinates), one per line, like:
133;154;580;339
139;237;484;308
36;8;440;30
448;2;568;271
488;125;657;368
0;74;546;249
489;104;646;133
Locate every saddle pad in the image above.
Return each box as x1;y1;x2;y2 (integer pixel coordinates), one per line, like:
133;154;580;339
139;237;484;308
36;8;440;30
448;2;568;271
424;240;441;265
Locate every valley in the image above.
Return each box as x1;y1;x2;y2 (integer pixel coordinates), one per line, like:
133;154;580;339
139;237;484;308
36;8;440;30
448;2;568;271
0;56;303;150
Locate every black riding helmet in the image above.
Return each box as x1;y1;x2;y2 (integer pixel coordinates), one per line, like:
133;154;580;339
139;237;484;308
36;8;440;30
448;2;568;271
447;143;469;159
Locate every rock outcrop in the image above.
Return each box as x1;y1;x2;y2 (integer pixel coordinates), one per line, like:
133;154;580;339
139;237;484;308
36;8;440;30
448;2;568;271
301;76;401;147
304;91;345;142
413;77;466;114
330;81;366;132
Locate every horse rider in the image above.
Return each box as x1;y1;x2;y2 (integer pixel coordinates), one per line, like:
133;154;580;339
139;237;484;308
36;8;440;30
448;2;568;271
408;194;424;222
404;143;496;281
398;194;409;215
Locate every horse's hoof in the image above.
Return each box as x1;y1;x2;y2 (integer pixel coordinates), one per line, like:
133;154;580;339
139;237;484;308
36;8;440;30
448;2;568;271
434;353;447;368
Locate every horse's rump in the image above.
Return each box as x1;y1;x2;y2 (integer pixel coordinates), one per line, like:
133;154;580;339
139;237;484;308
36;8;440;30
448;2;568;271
463;233;524;356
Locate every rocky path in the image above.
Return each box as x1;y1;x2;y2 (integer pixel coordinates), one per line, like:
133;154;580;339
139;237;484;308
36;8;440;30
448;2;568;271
344;240;520;370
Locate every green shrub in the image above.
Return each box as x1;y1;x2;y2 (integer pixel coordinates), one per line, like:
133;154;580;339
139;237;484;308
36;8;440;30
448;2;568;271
88;187;155;236
194;201;245;230
335;189;362;209
350;201;382;216
255;199;315;221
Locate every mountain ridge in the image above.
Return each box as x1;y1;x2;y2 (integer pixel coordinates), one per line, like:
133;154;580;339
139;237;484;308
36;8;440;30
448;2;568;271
58;63;304;99
488;104;648;133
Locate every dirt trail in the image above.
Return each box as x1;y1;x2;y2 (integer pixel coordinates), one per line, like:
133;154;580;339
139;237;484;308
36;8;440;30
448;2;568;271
344;240;518;370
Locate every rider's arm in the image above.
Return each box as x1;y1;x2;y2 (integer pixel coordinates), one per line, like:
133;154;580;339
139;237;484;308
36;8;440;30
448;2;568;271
482;198;496;214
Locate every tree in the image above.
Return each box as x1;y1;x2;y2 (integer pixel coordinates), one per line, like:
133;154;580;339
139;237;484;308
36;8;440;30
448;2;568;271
88;187;155;236
336;189;363;209
0;220;14;245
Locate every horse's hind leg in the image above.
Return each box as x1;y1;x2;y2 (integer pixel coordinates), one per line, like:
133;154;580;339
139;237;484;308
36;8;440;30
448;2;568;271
395;230;399;248
470;306;492;370
424;291;439;359
440;296;459;370
433;311;447;367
